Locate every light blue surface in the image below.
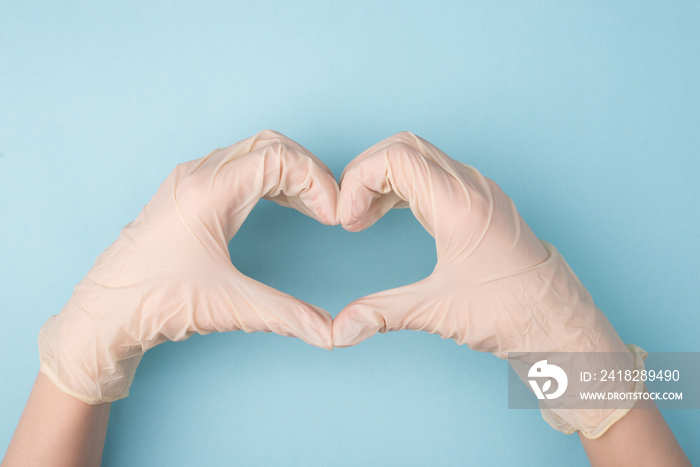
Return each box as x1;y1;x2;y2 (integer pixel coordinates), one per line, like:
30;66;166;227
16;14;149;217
1;1;698;465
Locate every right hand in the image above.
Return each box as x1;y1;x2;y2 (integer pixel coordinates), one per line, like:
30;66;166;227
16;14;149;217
332;132;643;439
333;131;625;356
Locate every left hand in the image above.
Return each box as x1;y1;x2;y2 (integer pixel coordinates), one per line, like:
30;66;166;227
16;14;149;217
38;130;339;404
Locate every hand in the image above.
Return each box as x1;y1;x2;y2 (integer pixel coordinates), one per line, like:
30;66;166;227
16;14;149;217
38;130;339;404
332;131;644;438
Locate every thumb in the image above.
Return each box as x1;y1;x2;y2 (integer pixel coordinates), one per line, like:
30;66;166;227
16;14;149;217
192;268;334;350
332;277;447;348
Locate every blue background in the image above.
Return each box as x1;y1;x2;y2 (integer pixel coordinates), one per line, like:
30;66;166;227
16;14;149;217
1;1;698;465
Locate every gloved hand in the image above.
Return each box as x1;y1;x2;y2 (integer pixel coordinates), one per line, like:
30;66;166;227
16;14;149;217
38;130;338;405
332;131;646;439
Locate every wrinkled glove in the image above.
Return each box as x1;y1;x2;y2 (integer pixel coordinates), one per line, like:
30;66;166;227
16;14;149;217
333;131;645;439
39;130;338;404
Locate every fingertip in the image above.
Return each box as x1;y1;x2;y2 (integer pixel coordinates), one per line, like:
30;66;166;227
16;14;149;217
339;211;358;231
311;203;338;227
304;303;334;350
337;175;355;227
331;304;384;348
331;198;341;227
341;220;361;232
269;298;333;350
296;160;340;227
338;175;369;230
340;208;383;233
341;223;361;233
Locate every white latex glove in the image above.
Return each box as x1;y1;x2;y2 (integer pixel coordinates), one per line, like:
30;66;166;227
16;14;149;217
39;130;338;405
333;131;645;439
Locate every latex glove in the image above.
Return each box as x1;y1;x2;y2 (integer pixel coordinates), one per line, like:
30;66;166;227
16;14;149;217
39;130;338;405
333;131;645;439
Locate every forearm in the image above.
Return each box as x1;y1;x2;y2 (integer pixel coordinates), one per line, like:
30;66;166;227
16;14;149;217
579;388;691;467
2;372;111;467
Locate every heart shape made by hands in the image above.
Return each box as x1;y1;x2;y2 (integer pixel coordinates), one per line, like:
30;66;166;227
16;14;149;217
39;129;632;424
